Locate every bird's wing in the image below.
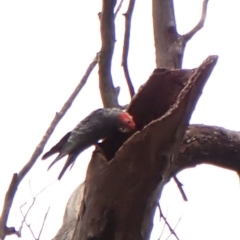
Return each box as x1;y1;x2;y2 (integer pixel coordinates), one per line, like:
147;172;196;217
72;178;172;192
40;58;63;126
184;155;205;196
59;111;106;154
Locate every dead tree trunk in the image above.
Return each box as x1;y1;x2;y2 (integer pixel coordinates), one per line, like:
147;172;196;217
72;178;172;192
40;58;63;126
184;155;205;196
71;53;217;239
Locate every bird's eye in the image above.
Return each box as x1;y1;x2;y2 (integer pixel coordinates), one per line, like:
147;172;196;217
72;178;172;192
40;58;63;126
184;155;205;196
119;127;125;132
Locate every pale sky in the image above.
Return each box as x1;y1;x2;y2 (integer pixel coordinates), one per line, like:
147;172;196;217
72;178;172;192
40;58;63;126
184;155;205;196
1;0;240;239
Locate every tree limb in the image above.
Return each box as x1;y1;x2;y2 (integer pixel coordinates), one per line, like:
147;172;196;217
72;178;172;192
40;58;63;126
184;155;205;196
173;124;240;175
99;0;120;108
122;0;136;98
183;0;209;42
173;176;188;201
114;0;125;17
0;54;98;240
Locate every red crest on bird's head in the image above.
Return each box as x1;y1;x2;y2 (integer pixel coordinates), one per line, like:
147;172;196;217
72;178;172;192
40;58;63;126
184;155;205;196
118;112;136;133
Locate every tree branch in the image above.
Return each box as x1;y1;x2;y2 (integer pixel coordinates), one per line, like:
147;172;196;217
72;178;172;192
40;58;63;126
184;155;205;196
99;0;120;108
18;181;53;239
122;0;136;98
173;124;240;175
173;176;188;201
37;207;50;240
183;0;209;42
0;54;98;240
114;0;125;17
152;0;210;69
158;203;180;240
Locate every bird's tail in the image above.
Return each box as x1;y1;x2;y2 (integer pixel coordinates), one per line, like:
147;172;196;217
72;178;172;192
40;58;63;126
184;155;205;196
57;153;78;180
42;132;71;160
47;152;67;171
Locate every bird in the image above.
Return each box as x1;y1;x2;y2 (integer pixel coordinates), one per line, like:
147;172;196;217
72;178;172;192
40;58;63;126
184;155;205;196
42;108;136;180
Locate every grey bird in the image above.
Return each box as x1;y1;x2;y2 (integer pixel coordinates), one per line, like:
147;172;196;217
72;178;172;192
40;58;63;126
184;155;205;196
42;108;135;180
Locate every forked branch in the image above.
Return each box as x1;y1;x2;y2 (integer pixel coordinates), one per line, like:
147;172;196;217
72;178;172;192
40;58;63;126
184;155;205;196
152;0;210;69
183;0;209;42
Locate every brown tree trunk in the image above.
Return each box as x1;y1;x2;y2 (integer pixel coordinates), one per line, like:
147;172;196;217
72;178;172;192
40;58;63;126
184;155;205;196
72;56;218;240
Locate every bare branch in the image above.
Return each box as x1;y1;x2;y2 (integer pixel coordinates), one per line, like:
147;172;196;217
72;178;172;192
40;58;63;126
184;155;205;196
18;202;27;237
173;124;240;175
114;0;125;17
0;54;98;240
173;176;188;201
165;217;181;240
18;183;52;239
158;203;180;240
122;0;135;98
37;207;50;240
158;206;168;240
20;202;37;239
182;0;209;42
99;0;120;108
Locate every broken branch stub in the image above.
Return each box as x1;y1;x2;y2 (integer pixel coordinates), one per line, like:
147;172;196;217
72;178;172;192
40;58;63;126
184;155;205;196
73;56;218;240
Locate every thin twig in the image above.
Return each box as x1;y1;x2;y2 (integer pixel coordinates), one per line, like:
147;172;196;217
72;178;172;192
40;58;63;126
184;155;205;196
158;206;168;240
37;207;50;240
20;202;37;239
18;202;27;236
122;0;135;98
173;176;188;201
29;180;56;199
0;54;98;239
165;216;182;240
18;182;54;239
114;0;125;17
183;0;209;42
158;203;180;240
